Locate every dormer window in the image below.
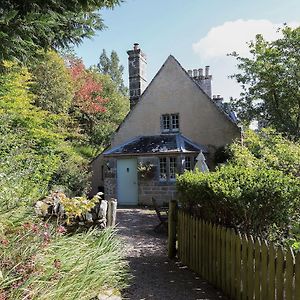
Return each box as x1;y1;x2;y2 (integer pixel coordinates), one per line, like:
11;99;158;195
161;113;179;133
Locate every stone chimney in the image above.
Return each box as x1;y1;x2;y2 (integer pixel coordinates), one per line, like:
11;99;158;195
187;65;212;98
127;43;147;109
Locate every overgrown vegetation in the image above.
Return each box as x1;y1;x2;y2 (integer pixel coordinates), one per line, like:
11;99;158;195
0;55;129;298
0;1;129;295
177;129;300;248
1;224;128;300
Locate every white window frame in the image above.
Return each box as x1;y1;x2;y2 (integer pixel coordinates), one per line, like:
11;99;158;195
162;114;170;133
159;156;178;182
183;155;197;171
184;156;192;171
170;114;179;132
159;157;168;181
161;113;179;133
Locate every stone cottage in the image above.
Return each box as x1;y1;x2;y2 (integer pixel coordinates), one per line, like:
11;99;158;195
90;44;241;205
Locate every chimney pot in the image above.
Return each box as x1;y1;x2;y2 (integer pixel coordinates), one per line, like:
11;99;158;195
205;66;210;77
193;69;198;77
198;68;203;77
133;43;139;50
187;70;193;76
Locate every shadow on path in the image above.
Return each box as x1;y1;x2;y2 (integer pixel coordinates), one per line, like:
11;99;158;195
117;208;228;300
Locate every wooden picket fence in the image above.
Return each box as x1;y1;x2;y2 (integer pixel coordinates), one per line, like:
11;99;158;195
168;205;300;300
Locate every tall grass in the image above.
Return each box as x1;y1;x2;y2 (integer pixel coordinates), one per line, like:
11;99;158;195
4;228;128;300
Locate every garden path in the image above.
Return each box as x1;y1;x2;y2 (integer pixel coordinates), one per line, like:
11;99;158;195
117;208;228;300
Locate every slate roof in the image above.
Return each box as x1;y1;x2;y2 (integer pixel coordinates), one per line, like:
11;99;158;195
103;134;208;156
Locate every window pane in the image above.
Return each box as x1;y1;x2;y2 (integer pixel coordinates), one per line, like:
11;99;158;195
171;114;179;130
184;156;191;171
162;115;170;130
169;157;177;179
159;157;167;181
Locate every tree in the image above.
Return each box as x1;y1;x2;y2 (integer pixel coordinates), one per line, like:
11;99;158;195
97;49;128;95
88;70;129;147
69;58;107;115
0;0;120;63
68;57;129;150
30;51;74;114
230;26;300;139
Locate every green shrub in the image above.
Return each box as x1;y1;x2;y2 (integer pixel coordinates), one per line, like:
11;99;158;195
177;166;300;240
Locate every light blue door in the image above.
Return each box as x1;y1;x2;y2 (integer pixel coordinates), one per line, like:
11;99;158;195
117;158;138;205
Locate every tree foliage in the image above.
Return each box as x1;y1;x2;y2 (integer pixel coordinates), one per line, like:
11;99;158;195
0;0;121;63
0;62;90;203
230;26;300;139
229;128;300;177
69;58;108;115
97;49;127;95
68;58;129;150
30;51;74;113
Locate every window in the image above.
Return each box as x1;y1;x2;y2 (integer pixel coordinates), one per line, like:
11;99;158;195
159;157;167;181
161;114;179;133
162;115;170;131
171;114;179;131
159;157;177;182
184;156;191;171
183;156;197;171
169;157;177;180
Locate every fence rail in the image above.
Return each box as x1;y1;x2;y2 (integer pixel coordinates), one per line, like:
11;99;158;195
169;206;300;300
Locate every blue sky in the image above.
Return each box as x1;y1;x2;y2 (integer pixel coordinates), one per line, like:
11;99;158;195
75;0;300;99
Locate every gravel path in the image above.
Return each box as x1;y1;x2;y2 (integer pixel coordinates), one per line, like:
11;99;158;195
116;208;228;300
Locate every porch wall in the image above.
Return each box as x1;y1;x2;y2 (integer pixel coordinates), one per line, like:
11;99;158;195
137;156;176;206
103;156;177;206
138;179;176;206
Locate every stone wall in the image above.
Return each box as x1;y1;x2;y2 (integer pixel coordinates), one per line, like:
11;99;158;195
138;178;176;206
137;156;177;206
104;158;117;200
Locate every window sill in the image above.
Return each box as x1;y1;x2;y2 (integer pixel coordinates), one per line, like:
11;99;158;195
158;180;176;185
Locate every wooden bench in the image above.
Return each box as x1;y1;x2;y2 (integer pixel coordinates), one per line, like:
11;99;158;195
152;197;168;232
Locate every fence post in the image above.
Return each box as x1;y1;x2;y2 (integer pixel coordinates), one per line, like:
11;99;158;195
107;198;117;227
168;200;178;259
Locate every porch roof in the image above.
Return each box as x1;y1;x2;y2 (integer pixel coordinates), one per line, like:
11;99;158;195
103;134;208;156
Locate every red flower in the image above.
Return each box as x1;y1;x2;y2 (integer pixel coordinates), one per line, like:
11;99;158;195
31;224;39;233
0;239;9;246
43;231;50;242
56;225;67;234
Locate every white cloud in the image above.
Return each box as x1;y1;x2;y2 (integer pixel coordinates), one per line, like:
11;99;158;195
191;19;299;100
193;19;299;58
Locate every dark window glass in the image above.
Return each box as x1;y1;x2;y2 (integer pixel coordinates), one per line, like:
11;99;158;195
184;157;191;171
169;157;177;180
